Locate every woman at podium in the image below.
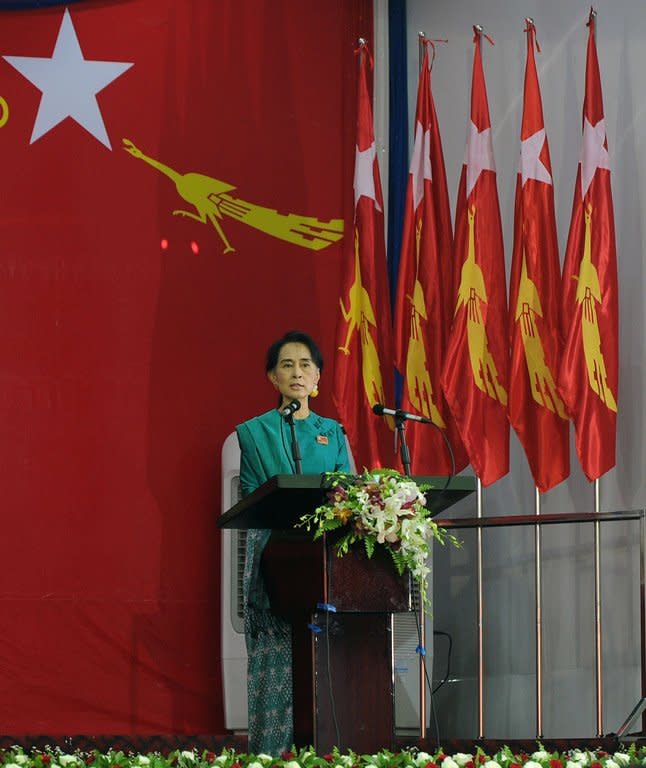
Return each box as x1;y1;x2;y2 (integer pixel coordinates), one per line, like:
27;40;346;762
236;330;350;755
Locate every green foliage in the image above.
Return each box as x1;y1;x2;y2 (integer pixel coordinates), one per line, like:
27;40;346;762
1;745;645;768
296;469;462;607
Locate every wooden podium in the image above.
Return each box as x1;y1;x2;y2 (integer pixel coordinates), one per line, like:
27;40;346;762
218;474;474;753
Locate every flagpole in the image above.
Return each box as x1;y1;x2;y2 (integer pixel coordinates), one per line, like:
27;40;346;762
476;476;484;738
594;476;603;736
591;11;603;735
414;31;428;743
535;486;543;738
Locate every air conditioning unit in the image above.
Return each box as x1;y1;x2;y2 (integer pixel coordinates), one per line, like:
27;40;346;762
219;431;433;732
220;432;248;731
393;582;435;732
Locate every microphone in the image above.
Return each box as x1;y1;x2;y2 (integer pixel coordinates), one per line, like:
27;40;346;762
281;400;301;419
372;403;433;424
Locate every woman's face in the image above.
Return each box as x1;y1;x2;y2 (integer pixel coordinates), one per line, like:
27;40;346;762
268;341;320;406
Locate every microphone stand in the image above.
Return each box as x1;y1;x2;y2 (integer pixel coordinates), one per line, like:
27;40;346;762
285;412;303;474
395;413;412;477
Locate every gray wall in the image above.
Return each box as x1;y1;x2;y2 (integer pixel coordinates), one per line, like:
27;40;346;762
400;0;643;739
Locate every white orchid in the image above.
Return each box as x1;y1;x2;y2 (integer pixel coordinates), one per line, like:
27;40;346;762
301;469;461;607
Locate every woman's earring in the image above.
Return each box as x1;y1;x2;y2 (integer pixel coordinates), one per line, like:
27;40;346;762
310;385;319;398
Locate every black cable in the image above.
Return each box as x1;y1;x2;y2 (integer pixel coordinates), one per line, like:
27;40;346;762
424;423;456;516
412;592;440;746
324;608;342;748
431;630;453;695
323;549;341;748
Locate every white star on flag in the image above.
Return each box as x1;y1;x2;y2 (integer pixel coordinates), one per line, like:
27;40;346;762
520;128;552;187
465;120;495;198
3;9;133;149
580;116;610;198
354;140;382;211
410;121;432;210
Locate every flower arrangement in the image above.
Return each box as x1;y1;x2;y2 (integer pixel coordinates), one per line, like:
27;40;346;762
297;469;460;602
1;744;644;768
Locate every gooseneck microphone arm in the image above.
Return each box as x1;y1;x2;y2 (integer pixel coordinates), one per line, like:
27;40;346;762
372;403;458;482
286;414;303;474
395;412;412;477
372;403;433;424
282;400;303;474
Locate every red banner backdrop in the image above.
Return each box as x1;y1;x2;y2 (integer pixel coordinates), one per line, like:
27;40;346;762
0;0;370;733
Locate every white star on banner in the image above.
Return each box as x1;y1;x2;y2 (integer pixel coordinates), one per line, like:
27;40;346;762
354;141;382;211
410;120;432;210
520;128;552;187
465;120;495;198
4;9;133;149
580;116;610;198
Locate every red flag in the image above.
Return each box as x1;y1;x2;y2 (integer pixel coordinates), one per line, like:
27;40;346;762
394;42;467;475
440;28;509;487
558;10;618;481
333;42;394;468
508;21;570;492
